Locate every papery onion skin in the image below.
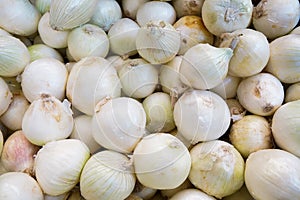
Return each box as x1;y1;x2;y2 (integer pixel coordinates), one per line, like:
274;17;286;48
0;77;13;116
170;188;216;200
35;139;90;196
285;82;300;103
36;0;51;14
272;100;300;157
49;0;98;31
80;150;136;200
0;172;44;200
172;0;204;18
0;36;30;77
245;149;300;200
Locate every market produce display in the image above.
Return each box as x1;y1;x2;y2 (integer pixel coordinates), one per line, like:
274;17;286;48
0;0;300;199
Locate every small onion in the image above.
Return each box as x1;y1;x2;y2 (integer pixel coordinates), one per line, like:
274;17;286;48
136;1;176;26
170;188;216;200
142;92;175;133
160;178;193;198
0;130;39;174
34;139;90;196
49;0;98;31
272;100;300;157
108;18;140;57
173;15;214;55
0;0;41;36
136;20;180;64
0;36;30;77
67;24;110;61
229;115;273;158
28;44;64;62
66;56;121;115
89;0;122;32
265;34;300;83
237;73;284;116
22;94;74;146
122;0;150;20
80;150;136;200
245;149;300;200
285;82;300;102
219;28;270;77
179;43;233;90
0;77;13;116
70;115;101;154
35;0;51;14
0;94;30;131
210;75;242;99
174;90;231;144
38;12;69;49
21;58;68;102
159;56;188;96
133;133;191;190
189;140;245;198
132;181;157;200
202;0;253;36
118;58;159;99
0;172;43;200
172;0;204;18
92;97;146;153
252;0;300;39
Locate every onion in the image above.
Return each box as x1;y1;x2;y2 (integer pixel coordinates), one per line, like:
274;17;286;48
170;188;216;200
92;97;146;153
245;149;300;200
122;0;150;20
80;150;136;200
210;75;242;99
229;115;273;158
172;0;204;18
66;56;121;115
35;0;51;14
133;133;191;190
160;178;193;198
0;130;39;174
237;73;284;116
0;77;13;116
34;139;90;196
202;0;253;36
136;1;176;26
285;82;300;102
0;131;3;156
22;94;74;146
272;100;300;157
67;24;110;61
179;43;233;90
189;140;245;198
0;172;43;200
0;27;11;36
28;44;64;62
131;181;157;200
225;99;246;122
173;90;231;144
21;58;68;102
252;0;300;39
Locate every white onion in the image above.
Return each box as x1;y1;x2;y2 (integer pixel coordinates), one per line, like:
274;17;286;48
136;1;176;26
0;35;30;77
219;28;270;77
133;133;191;190
34;139;90;196
67;24;109;61
0;27;11;36
131;181;157;200
0;130;3;156
70;115;101;154
225;99;246;122
22;94;74;146
179;43;233;90
35;0;51;14
0;130;39;174
80;150;136;200
92;97;146;153
160;178;193;198
66;56;121;115
122;0;150;20
170;188;216;200
202;0;253;36
136;20;180;64
285;82;300;102
0;94;29;131
189;140;245;198
174;90;231;144
252;0;300;39
108;18;140;57
0;0;41;36
49;0;98;31
89;0;122;32
118;58;159;99
0;77;12;116
28;44;64;62
245;149;300;200
0;172;43;200
21;58;68;102
210;75;242;99
38;12;69;49
237;73;284;116
172;0;204;18
272;100;300;157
